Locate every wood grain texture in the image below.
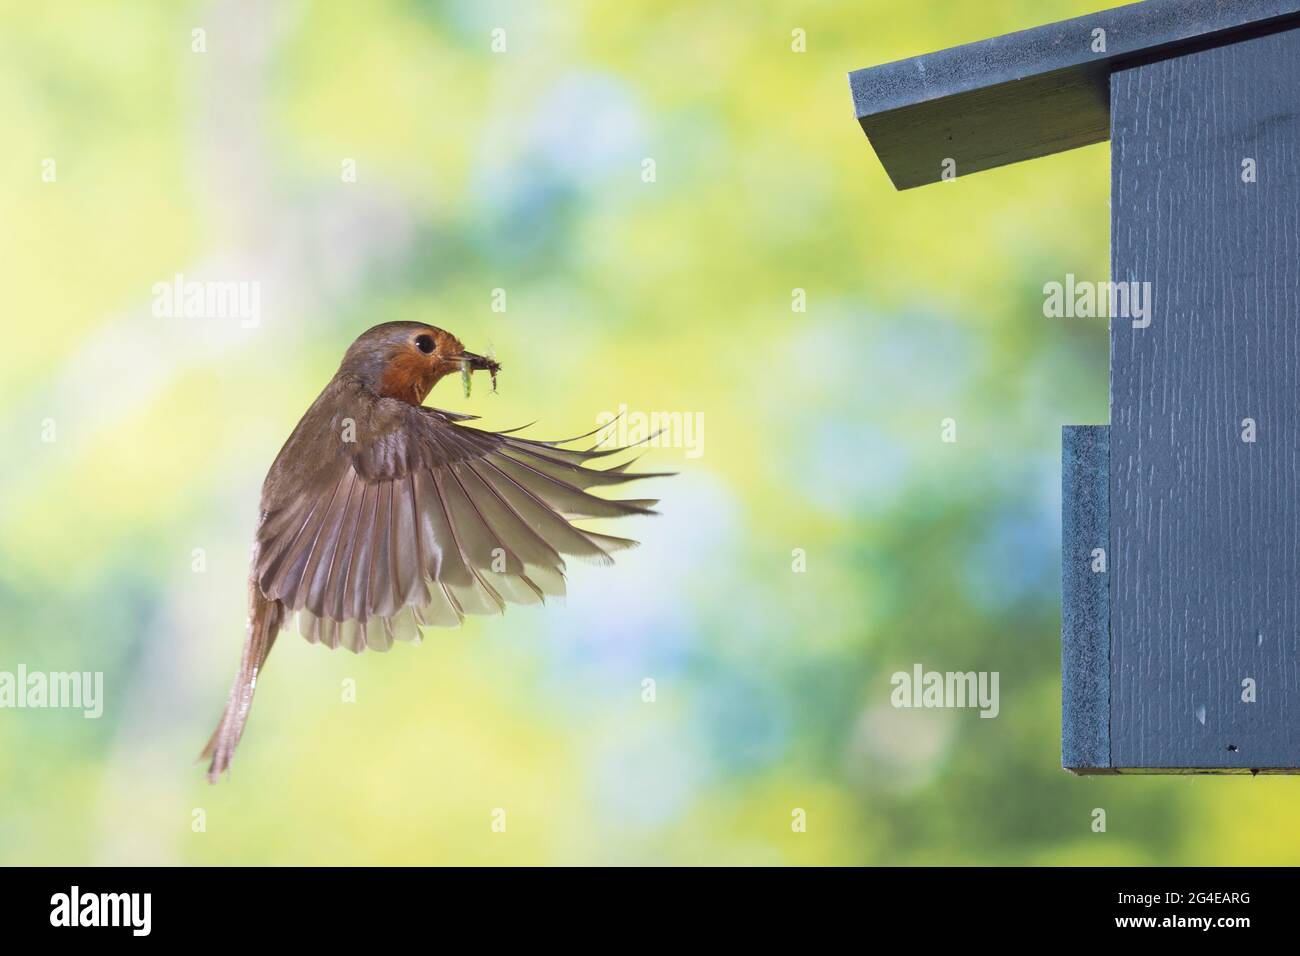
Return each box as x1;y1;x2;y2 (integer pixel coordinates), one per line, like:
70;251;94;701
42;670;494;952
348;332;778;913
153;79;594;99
1110;25;1300;769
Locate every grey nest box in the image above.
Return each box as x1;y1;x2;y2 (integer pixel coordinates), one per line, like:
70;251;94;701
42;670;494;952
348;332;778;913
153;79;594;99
851;0;1300;773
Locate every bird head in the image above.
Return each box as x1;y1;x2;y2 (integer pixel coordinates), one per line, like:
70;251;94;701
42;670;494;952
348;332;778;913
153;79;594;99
340;321;500;405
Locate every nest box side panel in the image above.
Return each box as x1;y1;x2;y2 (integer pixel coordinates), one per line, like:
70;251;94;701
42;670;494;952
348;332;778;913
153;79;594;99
1062;425;1112;772
1109;26;1300;770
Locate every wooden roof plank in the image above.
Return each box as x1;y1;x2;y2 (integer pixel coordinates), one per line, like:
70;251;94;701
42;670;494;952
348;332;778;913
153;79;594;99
850;0;1300;189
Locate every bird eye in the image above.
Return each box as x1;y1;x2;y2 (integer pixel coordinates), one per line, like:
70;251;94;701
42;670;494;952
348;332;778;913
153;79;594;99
414;334;435;354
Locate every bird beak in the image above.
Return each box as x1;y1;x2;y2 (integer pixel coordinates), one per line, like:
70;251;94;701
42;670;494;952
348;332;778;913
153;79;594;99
459;351;500;373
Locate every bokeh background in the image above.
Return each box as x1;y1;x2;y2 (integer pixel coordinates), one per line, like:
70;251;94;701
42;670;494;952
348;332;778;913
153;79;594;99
3;0;1297;865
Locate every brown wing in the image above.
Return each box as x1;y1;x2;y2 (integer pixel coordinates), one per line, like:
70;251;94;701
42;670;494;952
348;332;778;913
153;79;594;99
252;400;667;653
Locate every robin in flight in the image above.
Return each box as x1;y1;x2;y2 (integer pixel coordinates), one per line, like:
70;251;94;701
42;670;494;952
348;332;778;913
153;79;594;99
202;321;667;780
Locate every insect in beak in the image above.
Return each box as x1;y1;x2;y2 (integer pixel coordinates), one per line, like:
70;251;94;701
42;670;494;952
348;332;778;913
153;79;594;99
459;351;501;396
459;351;499;372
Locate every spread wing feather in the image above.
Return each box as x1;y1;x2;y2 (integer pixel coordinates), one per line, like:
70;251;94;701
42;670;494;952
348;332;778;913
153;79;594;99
256;403;668;653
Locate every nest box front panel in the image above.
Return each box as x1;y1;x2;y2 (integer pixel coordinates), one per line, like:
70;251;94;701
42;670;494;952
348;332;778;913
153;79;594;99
1109;25;1300;770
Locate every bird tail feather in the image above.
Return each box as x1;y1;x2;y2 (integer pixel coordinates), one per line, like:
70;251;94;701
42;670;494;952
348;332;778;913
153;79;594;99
201;584;285;782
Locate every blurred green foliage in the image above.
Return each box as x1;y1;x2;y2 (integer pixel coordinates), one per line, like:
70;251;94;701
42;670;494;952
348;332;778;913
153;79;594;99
3;0;1297;865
